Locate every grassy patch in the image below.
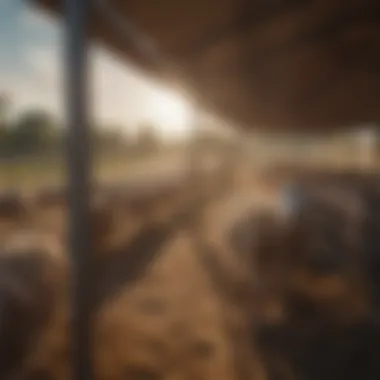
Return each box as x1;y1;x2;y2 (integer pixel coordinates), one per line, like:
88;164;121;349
0;151;182;193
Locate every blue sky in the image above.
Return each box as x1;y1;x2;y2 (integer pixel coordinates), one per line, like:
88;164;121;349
0;0;58;87
0;0;194;137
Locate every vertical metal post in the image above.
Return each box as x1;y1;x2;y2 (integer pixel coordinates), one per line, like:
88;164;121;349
65;1;93;380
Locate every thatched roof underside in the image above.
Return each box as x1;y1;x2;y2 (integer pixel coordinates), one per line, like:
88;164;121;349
34;0;380;133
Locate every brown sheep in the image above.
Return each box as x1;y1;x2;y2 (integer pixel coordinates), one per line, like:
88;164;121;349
0;229;66;379
246;186;380;380
2;195;255;380
11;169;380;380
0;191;28;222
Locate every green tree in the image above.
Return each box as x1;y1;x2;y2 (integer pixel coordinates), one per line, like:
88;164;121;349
88;124;129;154
0;96;13;156
0;94;10;128
10;109;58;155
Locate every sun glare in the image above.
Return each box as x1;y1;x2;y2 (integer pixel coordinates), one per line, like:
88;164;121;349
148;89;192;137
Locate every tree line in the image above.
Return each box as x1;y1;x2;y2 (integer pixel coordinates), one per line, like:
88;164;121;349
0;96;162;159
0;95;234;160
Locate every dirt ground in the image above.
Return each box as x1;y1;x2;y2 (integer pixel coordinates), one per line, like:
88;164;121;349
0;160;281;380
2;160;379;380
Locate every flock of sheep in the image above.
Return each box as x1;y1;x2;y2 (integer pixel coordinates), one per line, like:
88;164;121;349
0;159;379;380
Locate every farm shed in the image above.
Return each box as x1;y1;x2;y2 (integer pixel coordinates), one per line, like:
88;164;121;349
26;2;380;380
34;0;380;132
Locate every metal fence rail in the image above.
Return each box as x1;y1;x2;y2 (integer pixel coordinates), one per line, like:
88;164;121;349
65;1;93;380
64;1;193;380
63;1;225;379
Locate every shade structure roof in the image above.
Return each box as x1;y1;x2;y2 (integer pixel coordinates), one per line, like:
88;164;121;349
33;0;380;133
